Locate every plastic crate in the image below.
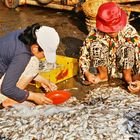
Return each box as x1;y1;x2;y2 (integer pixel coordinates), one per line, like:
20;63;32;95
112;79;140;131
36;55;78;86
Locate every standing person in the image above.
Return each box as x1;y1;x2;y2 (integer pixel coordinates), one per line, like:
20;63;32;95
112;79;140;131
79;2;140;93
0;23;59;108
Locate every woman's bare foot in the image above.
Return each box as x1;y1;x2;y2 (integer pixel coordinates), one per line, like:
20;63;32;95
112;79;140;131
2;98;19;108
82;75;108;85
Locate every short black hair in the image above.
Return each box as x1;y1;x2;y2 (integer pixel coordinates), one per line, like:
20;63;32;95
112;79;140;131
18;23;41;50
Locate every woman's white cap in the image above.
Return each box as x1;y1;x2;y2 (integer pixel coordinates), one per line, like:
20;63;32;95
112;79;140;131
35;26;60;63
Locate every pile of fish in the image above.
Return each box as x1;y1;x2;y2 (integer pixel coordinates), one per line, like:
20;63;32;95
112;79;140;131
0;86;140;140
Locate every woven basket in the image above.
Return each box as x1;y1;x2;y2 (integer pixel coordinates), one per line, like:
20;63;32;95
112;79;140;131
82;0;110;18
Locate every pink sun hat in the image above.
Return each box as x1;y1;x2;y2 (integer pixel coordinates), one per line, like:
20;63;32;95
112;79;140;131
96;2;127;33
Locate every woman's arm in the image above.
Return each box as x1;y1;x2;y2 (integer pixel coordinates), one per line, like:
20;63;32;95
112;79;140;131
34;74;57;91
1;54;53;107
1;54;31;102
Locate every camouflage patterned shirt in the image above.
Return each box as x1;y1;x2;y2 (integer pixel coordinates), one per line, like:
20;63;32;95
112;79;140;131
79;24;140;79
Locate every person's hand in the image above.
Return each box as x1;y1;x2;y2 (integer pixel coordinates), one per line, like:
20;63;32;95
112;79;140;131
33;75;57;92
41;82;57;92
28;92;53;105
128;81;140;94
